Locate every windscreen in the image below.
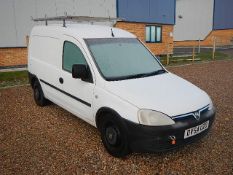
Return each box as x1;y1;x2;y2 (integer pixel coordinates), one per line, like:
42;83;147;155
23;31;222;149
85;38;164;81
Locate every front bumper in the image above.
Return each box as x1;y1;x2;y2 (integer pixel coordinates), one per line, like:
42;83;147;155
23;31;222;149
123;108;216;153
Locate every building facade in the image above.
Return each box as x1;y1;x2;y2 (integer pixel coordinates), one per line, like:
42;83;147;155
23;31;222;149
0;0;116;67
174;0;233;47
116;0;175;55
0;0;175;67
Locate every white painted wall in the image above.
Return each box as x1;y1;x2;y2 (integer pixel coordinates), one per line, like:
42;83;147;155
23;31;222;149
0;0;18;47
0;0;116;47
174;0;214;41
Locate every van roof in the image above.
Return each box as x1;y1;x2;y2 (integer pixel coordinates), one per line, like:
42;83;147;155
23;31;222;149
31;24;136;39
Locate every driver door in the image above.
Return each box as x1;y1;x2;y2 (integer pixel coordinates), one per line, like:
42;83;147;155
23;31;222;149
60;37;95;124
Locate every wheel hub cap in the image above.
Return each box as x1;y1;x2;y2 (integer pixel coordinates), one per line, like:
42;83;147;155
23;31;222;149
35;88;40;100
106;127;118;145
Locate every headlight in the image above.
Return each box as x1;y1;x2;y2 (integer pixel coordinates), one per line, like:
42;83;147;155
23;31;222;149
138;110;175;126
208;100;214;111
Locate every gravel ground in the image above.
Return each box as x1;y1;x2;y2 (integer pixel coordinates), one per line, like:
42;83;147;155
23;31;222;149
0;60;233;175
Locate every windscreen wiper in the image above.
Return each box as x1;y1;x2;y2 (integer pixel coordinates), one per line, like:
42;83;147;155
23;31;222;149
133;69;167;78
107;69;167;81
151;69;167;75
122;69;167;80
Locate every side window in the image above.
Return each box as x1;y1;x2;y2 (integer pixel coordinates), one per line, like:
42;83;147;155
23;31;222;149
63;41;87;72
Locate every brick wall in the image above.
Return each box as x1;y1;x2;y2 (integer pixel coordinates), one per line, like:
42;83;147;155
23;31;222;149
0;48;27;67
174;29;233;47
115;22;174;55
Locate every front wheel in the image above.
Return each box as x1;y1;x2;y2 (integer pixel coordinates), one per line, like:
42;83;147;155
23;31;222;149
99;113;130;158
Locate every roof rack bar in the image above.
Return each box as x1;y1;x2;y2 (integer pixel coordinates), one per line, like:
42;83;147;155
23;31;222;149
45;15;48;26
32;15;123;23
63;18;66;27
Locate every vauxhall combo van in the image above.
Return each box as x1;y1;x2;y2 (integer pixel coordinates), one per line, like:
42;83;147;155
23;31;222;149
28;24;215;157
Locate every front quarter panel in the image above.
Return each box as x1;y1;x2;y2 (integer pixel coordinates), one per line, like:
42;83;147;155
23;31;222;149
93;86;139;127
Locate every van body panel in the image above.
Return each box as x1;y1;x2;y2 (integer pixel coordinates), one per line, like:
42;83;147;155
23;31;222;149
30;24;136;40
92;86;139;125
59;35;96;123
104;73;210;117
28;35;65;104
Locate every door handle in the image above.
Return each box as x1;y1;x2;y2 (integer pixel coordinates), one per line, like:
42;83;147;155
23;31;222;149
59;77;64;84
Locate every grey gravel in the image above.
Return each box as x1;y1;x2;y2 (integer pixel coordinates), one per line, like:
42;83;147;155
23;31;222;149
0;60;233;175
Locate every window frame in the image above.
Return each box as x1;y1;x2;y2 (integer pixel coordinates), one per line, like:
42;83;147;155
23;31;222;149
62;40;93;83
84;38;164;81
145;25;163;43
62;40;88;73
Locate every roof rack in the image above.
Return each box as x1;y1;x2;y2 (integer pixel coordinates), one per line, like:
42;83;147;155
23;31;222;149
32;14;123;27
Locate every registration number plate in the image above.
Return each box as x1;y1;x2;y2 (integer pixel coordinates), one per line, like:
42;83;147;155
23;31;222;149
184;121;209;139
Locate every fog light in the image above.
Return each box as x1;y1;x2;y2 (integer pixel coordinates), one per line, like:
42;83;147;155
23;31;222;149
169;136;176;145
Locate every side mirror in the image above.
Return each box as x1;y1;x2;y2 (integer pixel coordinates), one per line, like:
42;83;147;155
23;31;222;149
72;64;89;80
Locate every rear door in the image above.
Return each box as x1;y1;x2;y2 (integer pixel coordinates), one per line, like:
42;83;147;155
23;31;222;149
60;36;95;124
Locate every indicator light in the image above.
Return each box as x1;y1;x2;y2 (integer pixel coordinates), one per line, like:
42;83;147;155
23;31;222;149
171;140;176;145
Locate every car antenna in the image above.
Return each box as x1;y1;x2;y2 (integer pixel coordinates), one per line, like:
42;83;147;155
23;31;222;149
111;28;115;37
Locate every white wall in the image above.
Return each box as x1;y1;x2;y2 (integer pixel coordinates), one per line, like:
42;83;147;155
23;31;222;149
0;0;116;47
0;0;18;47
174;0;214;41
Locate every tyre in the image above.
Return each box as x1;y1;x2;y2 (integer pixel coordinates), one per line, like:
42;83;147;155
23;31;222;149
99;113;130;158
33;80;48;107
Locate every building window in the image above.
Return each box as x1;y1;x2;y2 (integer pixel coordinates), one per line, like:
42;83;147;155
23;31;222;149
145;26;162;43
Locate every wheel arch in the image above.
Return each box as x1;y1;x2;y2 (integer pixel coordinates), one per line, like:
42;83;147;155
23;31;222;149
95;107;123;131
28;72;38;88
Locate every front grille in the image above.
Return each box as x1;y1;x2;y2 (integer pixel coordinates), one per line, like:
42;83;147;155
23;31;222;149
172;105;209;122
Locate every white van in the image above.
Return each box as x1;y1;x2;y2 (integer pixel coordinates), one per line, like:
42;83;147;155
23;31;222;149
28;24;215;157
